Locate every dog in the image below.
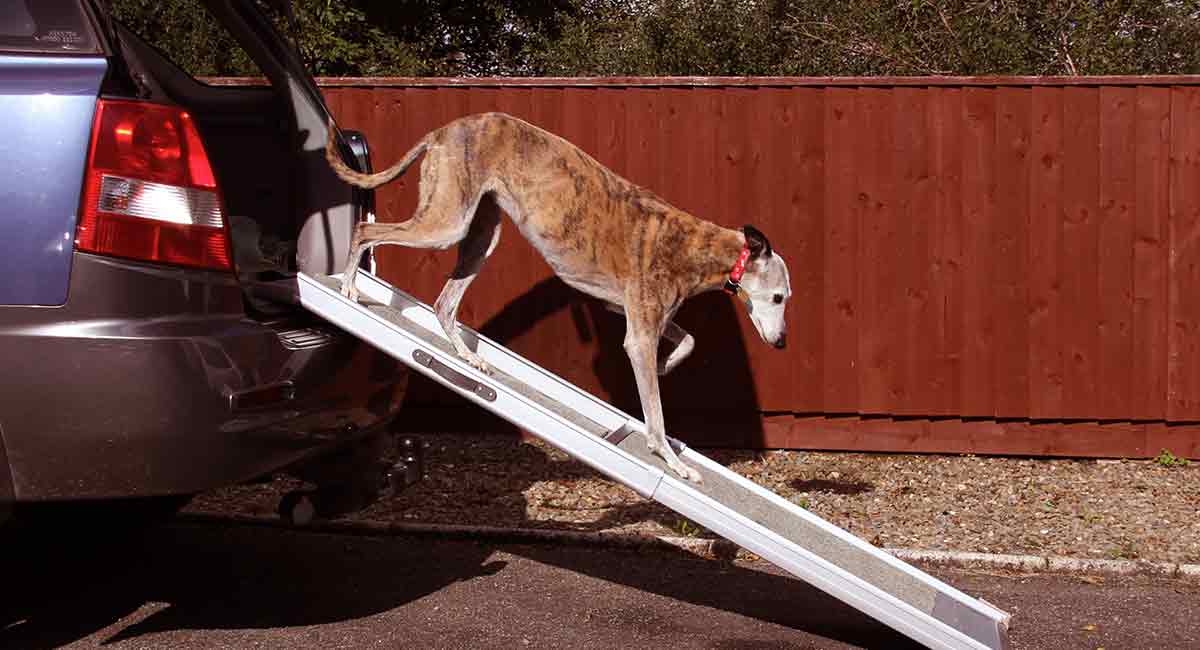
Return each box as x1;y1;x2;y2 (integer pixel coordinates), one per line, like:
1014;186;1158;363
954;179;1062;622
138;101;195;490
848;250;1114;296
325;112;791;483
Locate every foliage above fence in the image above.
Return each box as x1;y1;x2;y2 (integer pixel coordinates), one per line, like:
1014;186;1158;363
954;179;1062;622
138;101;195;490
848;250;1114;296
113;0;1200;78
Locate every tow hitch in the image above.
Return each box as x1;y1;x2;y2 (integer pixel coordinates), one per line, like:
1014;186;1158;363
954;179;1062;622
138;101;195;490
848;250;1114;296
278;434;427;526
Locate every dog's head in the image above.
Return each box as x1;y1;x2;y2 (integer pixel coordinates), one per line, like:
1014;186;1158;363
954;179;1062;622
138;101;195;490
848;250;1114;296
737;225;790;349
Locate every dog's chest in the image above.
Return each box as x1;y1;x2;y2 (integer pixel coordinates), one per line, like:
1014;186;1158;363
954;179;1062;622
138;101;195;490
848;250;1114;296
547;258;623;305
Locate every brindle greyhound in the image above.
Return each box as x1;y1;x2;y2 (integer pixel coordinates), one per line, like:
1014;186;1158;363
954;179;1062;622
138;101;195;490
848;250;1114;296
325;112;791;482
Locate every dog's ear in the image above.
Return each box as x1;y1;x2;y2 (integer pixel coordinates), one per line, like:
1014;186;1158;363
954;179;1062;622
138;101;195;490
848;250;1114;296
743;224;772;260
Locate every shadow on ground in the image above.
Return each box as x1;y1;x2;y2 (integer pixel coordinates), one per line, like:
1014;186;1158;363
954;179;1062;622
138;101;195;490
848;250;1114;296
0;521;916;649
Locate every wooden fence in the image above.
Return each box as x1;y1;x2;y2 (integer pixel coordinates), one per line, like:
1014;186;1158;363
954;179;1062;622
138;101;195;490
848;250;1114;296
312;76;1200;458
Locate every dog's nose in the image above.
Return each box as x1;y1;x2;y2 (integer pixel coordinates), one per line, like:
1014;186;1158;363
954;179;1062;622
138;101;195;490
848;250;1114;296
773;333;787;349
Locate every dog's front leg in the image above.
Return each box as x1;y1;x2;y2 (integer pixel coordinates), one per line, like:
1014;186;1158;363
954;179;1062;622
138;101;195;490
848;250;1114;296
659;320;694;376
604;303;693;376
623;318;702;483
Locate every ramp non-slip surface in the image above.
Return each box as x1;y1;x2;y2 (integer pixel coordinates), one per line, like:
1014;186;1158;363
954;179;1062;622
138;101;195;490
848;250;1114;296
300;271;1011;650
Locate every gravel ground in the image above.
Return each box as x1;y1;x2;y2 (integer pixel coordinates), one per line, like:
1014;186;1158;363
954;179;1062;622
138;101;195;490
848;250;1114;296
187;433;1200;564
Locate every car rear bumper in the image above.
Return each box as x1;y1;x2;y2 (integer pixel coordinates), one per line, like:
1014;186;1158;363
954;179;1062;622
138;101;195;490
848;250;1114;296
0;253;406;501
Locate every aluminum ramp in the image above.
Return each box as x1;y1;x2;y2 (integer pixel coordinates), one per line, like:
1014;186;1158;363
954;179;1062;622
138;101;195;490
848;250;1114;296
298;270;1011;650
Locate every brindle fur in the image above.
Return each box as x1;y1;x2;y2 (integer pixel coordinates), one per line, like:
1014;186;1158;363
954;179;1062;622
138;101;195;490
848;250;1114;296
326;112;791;482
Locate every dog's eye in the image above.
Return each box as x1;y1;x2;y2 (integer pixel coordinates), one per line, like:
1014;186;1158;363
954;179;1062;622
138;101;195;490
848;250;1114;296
772;294;784;305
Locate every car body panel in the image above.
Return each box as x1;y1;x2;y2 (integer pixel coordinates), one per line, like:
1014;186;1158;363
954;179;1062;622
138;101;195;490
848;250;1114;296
0;55;106;306
0;252;405;500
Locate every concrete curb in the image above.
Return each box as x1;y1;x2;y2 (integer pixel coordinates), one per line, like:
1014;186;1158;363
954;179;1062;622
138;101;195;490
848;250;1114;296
178;512;1199;581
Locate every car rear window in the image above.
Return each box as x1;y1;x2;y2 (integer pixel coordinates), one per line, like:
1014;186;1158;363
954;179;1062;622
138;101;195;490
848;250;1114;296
0;0;99;54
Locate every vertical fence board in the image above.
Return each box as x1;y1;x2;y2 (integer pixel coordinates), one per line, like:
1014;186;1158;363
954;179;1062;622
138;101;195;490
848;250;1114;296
823;88;859;413
1029;87;1065;419
740;88;797;410
789;87;826;412
856;87;899;414
960;87;996;416
1061;87;1101;419
323;87;343;120
373;88;411;229
930;87;964;417
1133;86;1171;420
993;87;1032;418
1097;86;1137;420
717;88;762;412
1169;86;1200;420
894;86;931;415
687;88;721;222
657;88;691;212
624;87;658;191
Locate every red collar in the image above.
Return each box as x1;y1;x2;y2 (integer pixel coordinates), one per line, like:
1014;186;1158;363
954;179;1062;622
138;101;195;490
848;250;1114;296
723;246;751;296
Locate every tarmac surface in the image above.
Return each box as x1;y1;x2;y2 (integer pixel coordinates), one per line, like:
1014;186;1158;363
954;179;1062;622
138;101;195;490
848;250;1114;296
2;521;1197;649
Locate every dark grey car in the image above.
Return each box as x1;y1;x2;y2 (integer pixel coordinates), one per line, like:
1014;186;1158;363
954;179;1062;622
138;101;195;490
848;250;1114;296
0;0;408;525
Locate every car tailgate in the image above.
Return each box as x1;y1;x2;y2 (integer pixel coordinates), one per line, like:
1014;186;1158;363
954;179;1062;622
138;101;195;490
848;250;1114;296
0;54;106;306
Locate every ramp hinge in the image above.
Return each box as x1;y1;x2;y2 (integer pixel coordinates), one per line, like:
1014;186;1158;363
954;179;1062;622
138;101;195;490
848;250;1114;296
412;349;497;402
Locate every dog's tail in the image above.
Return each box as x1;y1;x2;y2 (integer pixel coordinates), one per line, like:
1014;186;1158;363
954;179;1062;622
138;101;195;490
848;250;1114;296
325;118;428;189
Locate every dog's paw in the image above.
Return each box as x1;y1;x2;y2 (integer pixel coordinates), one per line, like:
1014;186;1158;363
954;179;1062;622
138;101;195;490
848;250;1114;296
462;352;492;375
671;462;704;484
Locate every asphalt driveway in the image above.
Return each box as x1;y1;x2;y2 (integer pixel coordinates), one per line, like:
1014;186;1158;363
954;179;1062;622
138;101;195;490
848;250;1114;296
1;521;1196;649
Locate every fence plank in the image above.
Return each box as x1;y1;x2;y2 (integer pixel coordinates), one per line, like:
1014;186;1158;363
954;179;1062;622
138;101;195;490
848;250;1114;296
1169;86;1200;420
1132;86;1171;420
1061;87;1101;419
787;87;826;412
894;86;930;415
960;87;996;416
657;88;691;212
823;87;859;413
623;86;658;191
1028;87;1065;419
930;87;964;416
856;87;899;414
993;87;1032;418
1097;86;1137;420
738;88;798;411
730;88;793;410
372;88;411;229
688;88;721;222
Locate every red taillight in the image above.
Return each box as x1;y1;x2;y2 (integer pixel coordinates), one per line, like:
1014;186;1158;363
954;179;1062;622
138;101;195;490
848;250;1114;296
77;99;231;271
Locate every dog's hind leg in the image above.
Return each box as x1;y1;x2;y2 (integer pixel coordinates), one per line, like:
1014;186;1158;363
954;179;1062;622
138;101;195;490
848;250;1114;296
433;195;503;374
340;149;472;302
622;304;702;483
604;303;693;376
